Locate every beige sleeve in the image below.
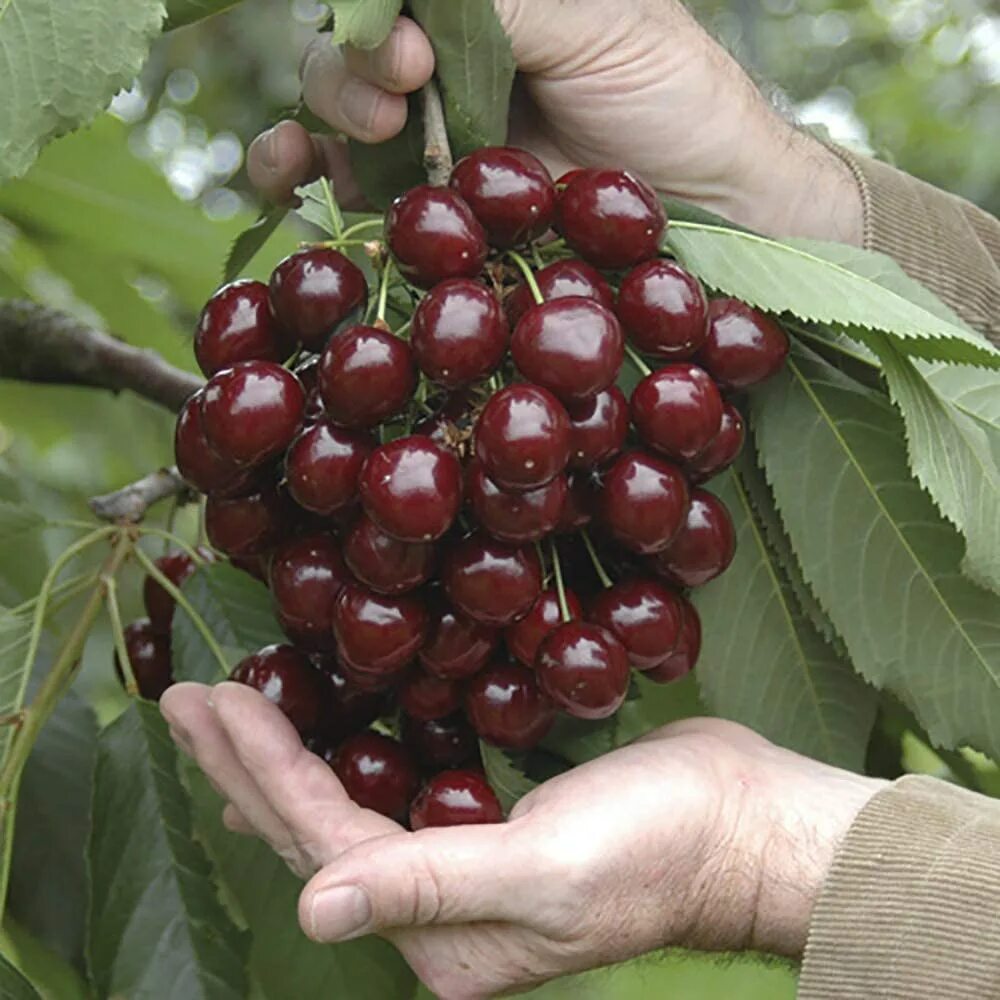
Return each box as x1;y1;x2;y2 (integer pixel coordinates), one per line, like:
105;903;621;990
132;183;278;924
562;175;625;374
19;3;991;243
835;151;1000;345
799;774;1000;999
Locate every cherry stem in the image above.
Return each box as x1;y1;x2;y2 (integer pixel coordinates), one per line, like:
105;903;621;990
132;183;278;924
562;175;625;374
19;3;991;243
376;256;394;326
103;575;138;697
581;530;614;589
421;79;453;186
530;244;544;270
318;176;344;240
507;251;544;305
624;343;652;377
548;539;572;623
335;218;383;242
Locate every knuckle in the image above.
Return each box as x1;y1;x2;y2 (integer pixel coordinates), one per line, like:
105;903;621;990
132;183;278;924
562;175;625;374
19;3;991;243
408;853;445;924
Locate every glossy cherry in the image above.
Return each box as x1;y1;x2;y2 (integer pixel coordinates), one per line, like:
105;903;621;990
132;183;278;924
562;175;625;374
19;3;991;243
174;391;257;497
556;474;597;533
419;601;497;680
293;355;326;424
143;550;202;635
630;363;724;462
318;324;416;428
567;387;628;470
465;661;555;749
442;534;542;627
309;656;387;744
201;361;304;467
284;422;373;516
506;588;583;667
599;451;690;554
589;577;684;670
698;298;790;389
506;258;615;327
468;462;567;544
399;671;464;721
116;619;173;701
359;435;463;542
337;653;410;693
652;488;736;588
616;259;708;359
449;146;555;247
385;185;488;288
411;278;508;388
205;486;289;556
194;279;292;376
401;712;479;771
556;169;666;269
230;643;326;737
686;402;745;483
332;583;428;675
332;732;420;822
343;514;435;594
512;297;624;404
269;247;367;351
474;384;571;491
410;770;504;829
644;597;701;683
536;621;631;720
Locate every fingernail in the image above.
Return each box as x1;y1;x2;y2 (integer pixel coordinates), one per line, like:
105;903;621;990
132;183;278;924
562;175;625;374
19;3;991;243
309;885;372;942
257;127;279;171
338;78;377;133
168;724;193;756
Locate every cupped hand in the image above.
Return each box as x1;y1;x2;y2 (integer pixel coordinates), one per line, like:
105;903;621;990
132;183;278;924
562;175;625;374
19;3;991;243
161;681;881;999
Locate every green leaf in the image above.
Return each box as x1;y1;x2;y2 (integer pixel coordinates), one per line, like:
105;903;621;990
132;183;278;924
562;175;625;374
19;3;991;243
349;96;426;208
925;363;1000;435
0;504;44;545
876;341;1000;595
294;179;346;238
0;0;164;182
0;953;41;1000
752;342;1000;759
409;0;516;157
692;466;876;770
165;0;243;30
0;612;42;770
172;563;283;683
325;0;402;49
479;743;538;814
88;702;248;1000
223;206;290;284
665;224;1000;368
186;770;417;1000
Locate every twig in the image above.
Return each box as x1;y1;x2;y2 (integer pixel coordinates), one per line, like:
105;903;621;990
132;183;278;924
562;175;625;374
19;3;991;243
88;467;191;524
0;300;202;412
421;79;453;186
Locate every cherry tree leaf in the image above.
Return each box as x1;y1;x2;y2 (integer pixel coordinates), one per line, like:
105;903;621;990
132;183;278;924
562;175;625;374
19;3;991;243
164;0;242;29
222;206;289;284
323;0;402;49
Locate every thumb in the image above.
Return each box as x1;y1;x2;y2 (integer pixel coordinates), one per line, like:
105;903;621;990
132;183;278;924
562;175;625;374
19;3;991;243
298;822;545;942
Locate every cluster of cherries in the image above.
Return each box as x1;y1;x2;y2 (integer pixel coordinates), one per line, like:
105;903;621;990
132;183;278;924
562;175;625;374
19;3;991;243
120;146;789;829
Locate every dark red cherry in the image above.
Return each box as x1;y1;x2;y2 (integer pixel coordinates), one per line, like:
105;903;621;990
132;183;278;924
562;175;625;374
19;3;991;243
589;578;684;671
599;451;690;554
616;260;708;359
651;488;736;588
174;392;258;497
399;671;464;721
536;621;630;720
115;619;173;700
512;298;623;405
698;298;790;389
449;146;556;248
567;387;628;470
556;474;597;533
205;487;289;556
385;185;488;288
310;656;387;744
474;384;571;491
410;769;504;829
337;654;410;693
333;583;428;675
686;403;745;483
468;462;566;544
143;550;208;635
343;514;435;594
332;732;420;822
268;533;349;649
401;712;479;771
465;661;555;749
556;169;666;269
506;588;583;668
644;597;701;683
229;553;268;582
359;436;462;542
201;361;304;467
411;278;508;388
442;534;542;627
506;258;615;327
419;602;497;680
194;279;292;376
555;168;585;187
269;247;367;351
292;355;326;424
630;364;724;462
230;643;326;737
318;324;416;428
284;422;373;516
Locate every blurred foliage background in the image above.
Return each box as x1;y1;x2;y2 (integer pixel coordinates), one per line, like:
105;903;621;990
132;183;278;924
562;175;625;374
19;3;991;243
0;0;995;996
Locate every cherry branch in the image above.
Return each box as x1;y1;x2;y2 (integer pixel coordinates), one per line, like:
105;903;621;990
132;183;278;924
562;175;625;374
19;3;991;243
421;79;453;186
89;467;191;523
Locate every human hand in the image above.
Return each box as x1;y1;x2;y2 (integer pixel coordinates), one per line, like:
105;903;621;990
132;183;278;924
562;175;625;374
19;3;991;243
247;1;863;244
161;681;882;999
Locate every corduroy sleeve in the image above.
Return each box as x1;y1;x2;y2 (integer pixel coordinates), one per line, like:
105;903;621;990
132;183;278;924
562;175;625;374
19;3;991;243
833;150;1000;344
798;774;1000;999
